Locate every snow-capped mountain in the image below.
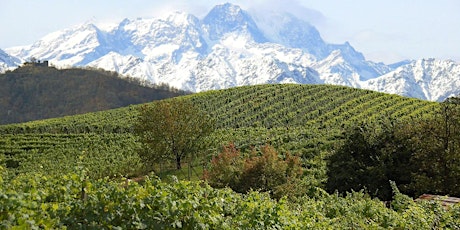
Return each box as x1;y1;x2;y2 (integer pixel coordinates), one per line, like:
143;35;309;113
0;49;21;73
3;3;459;101
363;59;460;101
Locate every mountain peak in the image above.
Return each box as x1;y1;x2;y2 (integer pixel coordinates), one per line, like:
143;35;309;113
210;3;244;16
202;3;267;42
164;11;199;26
79;22;99;30
203;3;246;25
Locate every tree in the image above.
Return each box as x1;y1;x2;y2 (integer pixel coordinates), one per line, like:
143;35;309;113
326;120;413;200
327;101;460;199
134;99;214;170
407;100;460;196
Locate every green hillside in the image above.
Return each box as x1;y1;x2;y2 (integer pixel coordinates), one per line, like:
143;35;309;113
3;83;457;229
0;65;188;124
0;84;438;179
0;84;437;133
191;84;436;129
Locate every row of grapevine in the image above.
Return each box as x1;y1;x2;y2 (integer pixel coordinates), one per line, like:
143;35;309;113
0;105;139;134
0;133;142;179
1;170;459;229
190;84;438;130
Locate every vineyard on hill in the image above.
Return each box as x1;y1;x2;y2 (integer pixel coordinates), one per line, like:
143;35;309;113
0;84;438;134
0;84;438;179
190;84;436;129
3;84;454;228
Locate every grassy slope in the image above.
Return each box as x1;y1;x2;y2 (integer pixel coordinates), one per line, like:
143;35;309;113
0;84;438;179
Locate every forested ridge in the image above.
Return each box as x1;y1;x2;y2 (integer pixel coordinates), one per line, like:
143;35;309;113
0;65;189;124
2;84;460;229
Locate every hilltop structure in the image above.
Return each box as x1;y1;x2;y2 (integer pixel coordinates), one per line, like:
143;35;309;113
23;59;49;67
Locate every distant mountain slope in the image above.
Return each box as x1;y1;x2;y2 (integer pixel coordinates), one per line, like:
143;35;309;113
0;48;21;73
0;65;189;124
2;3;459;101
363;59;460;101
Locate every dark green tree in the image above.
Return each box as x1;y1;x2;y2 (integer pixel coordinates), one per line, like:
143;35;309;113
134;99;214;170
327;100;460;199
408;100;460;196
326;120;413;200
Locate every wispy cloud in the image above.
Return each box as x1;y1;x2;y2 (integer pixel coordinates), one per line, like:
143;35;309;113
237;0;327;25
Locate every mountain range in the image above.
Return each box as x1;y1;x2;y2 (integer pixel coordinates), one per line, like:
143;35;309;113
2;3;459;101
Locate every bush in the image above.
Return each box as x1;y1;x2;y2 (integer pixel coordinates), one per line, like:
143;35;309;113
202;143;244;189
204;143;305;200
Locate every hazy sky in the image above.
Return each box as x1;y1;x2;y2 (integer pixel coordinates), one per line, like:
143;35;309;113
1;0;459;64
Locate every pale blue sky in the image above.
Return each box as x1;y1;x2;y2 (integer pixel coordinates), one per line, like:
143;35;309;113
1;0;459;64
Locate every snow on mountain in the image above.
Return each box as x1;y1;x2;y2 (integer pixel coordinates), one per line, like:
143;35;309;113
363;59;460;101
2;3;459;101
7;23;110;67
252;11;327;59
202;3;267;43
252;10;391;82
187;35;321;92
0;49;21;72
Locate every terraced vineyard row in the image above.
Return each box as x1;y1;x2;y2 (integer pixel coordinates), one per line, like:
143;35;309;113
191;84;438;129
0;133;142;179
0;105;139;134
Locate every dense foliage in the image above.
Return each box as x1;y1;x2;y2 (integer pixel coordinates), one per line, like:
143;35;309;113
2;167;460;229
0;65;188;124
404;100;460;196
327;100;460;200
204;143;306;200
326;120;414;200
134;99;215;170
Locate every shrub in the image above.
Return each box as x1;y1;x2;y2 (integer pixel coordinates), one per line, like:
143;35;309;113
204;143;305;200
202;143;244;189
